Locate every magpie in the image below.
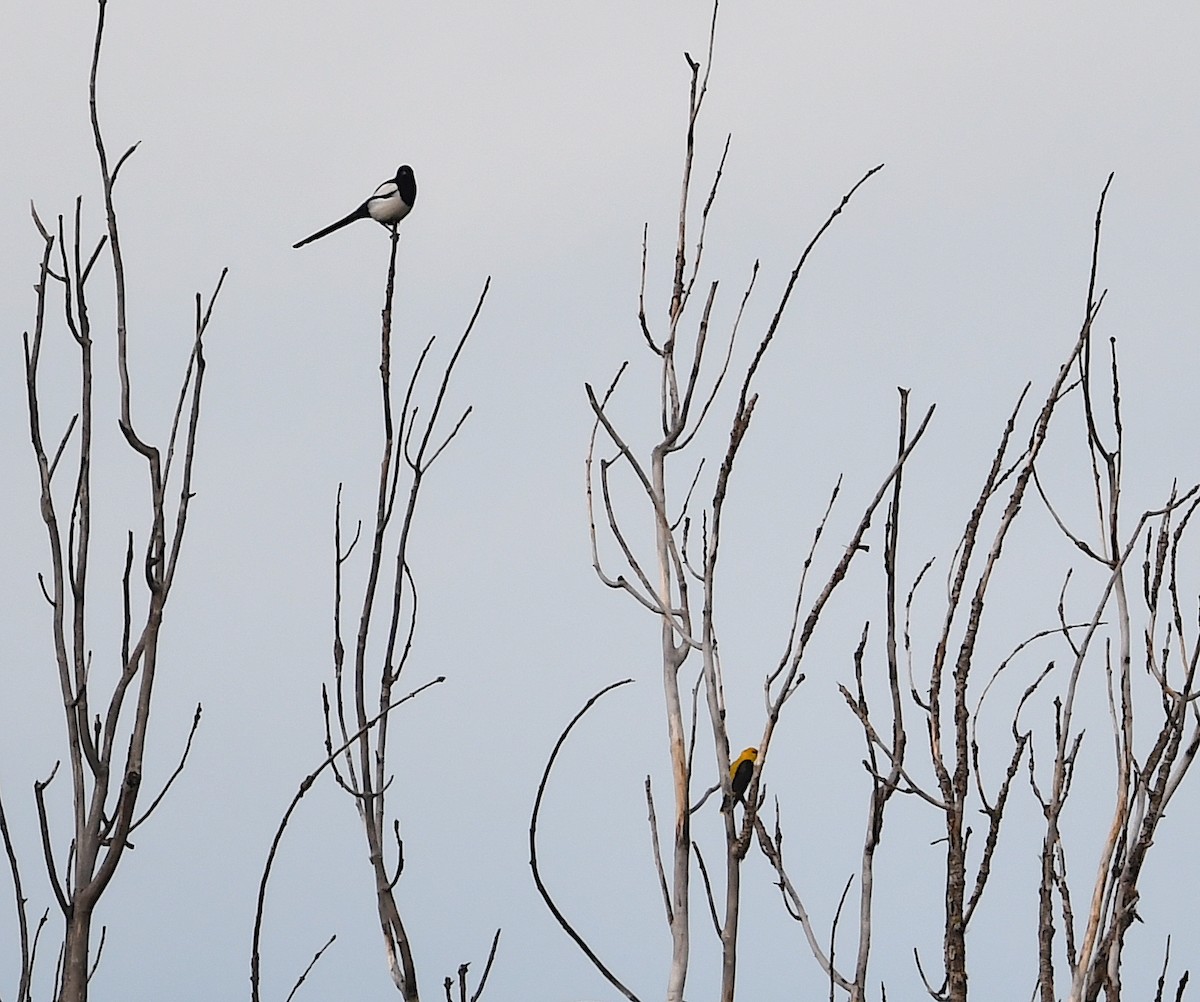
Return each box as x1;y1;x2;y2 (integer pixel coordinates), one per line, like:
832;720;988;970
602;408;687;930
293;165;417;248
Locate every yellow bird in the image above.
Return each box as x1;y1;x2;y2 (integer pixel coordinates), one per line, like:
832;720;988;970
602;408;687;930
721;747;758;811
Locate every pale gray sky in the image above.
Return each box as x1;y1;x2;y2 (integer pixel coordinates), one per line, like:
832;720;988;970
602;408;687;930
2;3;1199;1000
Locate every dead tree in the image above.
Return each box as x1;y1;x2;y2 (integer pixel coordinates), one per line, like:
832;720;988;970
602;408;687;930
5;2;223;999
756;179;1199;1002
250;229;495;1002
531;5;917;1002
1026;179;1200;1002
325;240;490;1002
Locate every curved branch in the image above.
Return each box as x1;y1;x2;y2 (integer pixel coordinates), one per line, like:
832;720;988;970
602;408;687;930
250;677;444;1002
529;679;640;1002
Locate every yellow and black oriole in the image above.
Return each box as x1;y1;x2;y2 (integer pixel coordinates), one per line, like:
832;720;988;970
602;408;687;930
721;747;758;811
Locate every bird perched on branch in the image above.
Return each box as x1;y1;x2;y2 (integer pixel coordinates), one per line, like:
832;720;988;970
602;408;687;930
721;747;758;811
293;165;417;248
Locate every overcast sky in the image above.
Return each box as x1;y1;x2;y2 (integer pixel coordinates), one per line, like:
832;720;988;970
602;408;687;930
2;3;1200;1000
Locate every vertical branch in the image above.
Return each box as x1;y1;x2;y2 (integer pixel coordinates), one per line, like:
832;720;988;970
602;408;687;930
89;0;138;448
850;389;914;1001
346;228;420;1000
329;217;486;1001
658;13;724;999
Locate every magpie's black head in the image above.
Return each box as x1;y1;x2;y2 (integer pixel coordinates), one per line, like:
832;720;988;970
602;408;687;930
395;165;417;205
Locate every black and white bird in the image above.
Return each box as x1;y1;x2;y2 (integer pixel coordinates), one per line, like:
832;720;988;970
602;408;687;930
293;165;417;248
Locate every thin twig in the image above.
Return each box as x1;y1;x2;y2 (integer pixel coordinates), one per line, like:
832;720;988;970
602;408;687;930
284;934;336;1002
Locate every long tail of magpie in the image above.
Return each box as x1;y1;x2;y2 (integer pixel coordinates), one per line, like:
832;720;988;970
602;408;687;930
292;202;370;249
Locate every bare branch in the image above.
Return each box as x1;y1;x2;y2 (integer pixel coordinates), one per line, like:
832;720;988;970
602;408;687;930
692;840;722;938
0;781;34;1002
283;934;337;1002
129;703;202;832
250;678;444;1002
754;811;852;992
645;777;673;926
468;929;502;1002
33;764;68;916
529;680;641;1002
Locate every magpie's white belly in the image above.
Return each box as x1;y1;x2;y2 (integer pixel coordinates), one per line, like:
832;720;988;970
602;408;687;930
367;183;412;225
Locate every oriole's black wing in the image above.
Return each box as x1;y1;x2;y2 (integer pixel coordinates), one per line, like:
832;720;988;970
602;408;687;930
722;756;756;810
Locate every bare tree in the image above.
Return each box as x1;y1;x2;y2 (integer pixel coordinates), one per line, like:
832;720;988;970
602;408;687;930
4;2;224;999
250;231;496;1002
1026;180;1200;1002
530;6;920;1002
754;179;1200;1002
545;7;1200;1001
324;238;491;1002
